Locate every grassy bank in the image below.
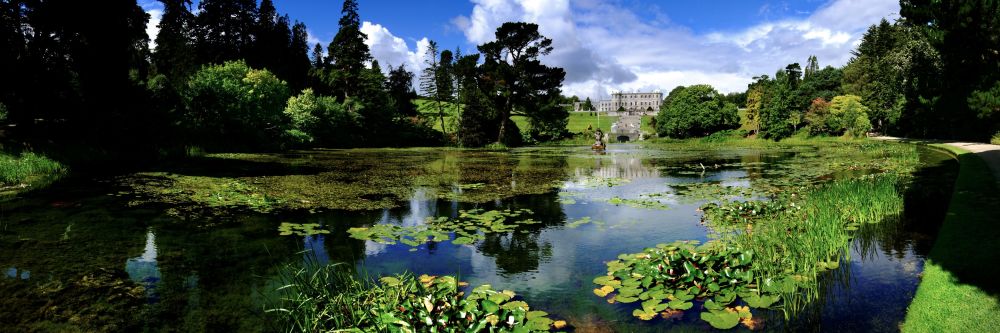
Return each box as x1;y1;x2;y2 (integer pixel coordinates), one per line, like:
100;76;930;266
265;262;564;332
0;151;66;194
903;144;1000;332
590;139;924;327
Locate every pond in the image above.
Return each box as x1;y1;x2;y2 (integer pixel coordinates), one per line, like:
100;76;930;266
0;142;957;332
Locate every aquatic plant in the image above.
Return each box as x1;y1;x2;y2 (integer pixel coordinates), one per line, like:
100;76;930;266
265;262;565;332
592;240;780;328
277;222;331;236
606;197;670;210
347;209;540;246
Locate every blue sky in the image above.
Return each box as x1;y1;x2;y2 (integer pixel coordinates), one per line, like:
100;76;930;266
142;0;899;99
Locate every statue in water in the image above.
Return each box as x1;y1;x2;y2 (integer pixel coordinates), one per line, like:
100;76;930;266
594;128;605;147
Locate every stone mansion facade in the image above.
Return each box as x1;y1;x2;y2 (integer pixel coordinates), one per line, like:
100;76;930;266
596;91;663;116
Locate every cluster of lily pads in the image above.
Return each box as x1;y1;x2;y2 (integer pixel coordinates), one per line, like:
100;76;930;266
347;209;540;246
592;240;780;329
606;197;671;210
375;274;566;332
277;222;331;236
700;199;791;227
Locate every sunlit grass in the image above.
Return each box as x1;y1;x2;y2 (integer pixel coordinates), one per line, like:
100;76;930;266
0;151;66;187
903;144;1000;332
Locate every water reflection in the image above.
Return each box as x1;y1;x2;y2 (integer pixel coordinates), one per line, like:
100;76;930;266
125;228;162;301
4;267;29;280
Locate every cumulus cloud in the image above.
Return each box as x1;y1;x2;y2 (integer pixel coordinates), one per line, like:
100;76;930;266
360;22;432;78
140;1;163;50
451;0;898;99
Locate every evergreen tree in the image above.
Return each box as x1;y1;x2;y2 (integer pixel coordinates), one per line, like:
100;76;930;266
194;0;258;64
153;0;195;85
387;65;417;117
420;41;448;135
287;21;312;90
327;0;371;98
311;43;325;69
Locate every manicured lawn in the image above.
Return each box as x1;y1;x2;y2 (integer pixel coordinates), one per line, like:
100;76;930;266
902;144;1000;332
565;112;617;134
414;98;618;135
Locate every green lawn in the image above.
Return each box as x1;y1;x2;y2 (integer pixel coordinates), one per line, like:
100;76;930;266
414;98;621;136
566;112;617;134
902;144;1000;332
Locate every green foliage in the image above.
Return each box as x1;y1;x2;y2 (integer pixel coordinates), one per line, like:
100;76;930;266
655;85;739;138
804;98;832;135
0;102;7;122
592;240;778;324
282;89;360;145
478;22;566;145
347;209;541;247
992;132;1000;145
183;60;291;149
266;263;561;332
828;95;872;137
0;152;66;187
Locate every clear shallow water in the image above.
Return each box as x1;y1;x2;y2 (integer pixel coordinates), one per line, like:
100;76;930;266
0;144;957;332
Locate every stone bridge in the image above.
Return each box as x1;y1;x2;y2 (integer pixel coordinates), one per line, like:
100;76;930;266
610;115;642;142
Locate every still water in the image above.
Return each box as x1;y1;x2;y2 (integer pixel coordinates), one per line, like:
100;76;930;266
0;144;957;332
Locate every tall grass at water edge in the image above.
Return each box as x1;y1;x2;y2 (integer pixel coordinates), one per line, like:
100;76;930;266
0;152;66;186
714;175;905;316
264;261;413;332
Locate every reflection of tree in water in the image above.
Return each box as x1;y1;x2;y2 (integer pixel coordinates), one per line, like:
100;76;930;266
474;192;566;275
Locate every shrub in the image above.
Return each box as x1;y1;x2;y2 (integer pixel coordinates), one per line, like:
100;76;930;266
183;60;291;150
655;85;740;138
828;95;872;137
992;131;1000;145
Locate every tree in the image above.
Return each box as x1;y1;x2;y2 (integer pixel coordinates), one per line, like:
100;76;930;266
804;55;819;79
743;76;770;135
583;97;594;111
327;0;371;98
455;53;500;147
759;70;795;139
900;0;1000;140
387;65;418;117
478;22;566;144
420;41;449;135
286;21;312;90
804;98;832;135
283;88;360;145
182;60;291;149
311;43;325;69
194;0;258;64
828;95;872;137
153;0;195;85
654;85;739;138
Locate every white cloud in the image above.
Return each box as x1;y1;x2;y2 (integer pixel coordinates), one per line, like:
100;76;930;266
360;21;433;89
140;1;163;50
451;0;899;98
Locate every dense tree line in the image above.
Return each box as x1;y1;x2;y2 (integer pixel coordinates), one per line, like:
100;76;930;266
0;0;569;160
747;0;998;141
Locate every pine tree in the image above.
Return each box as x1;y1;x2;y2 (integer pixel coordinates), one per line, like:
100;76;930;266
153;0;195;85
327;0;371;98
420;41;447;135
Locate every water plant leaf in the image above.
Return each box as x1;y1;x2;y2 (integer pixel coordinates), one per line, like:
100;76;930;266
593;285;614;297
700;308;741;329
